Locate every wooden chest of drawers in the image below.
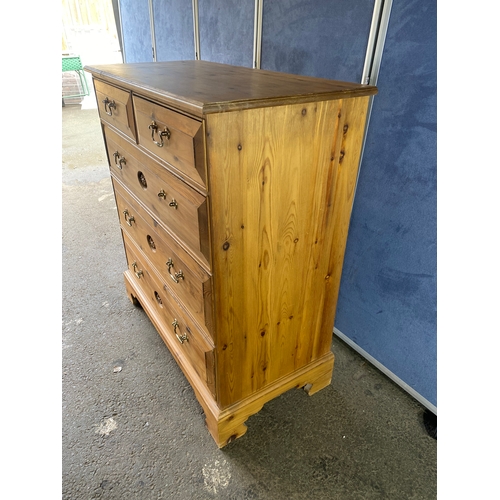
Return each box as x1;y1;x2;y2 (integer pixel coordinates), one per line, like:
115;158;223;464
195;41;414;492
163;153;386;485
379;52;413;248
85;61;377;447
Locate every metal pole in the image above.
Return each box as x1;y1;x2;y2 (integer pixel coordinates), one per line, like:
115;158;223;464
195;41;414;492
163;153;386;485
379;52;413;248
148;0;157;61
367;0;393;86
354;0;393;200
192;0;200;60
253;0;263;69
112;0;125;61
361;0;384;86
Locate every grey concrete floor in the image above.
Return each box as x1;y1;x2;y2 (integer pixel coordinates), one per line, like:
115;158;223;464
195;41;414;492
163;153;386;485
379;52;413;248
62;104;437;499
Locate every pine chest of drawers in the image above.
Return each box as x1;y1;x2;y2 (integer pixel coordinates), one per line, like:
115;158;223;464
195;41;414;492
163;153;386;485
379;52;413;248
85;61;377;447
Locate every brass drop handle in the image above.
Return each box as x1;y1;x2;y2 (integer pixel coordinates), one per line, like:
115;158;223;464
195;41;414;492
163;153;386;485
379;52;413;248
166;258;184;283
169;199;178;209
149;121;171;147
158;189;167;199
113;151;126;169
172;319;188;344
123;209;135;226
131;261;143;279
102;97;116;116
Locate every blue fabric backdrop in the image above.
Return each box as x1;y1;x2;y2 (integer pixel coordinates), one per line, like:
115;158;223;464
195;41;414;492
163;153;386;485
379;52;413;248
120;0;152;63
335;0;437;407
199;0;254;67
261;0;373;82
153;0;194;62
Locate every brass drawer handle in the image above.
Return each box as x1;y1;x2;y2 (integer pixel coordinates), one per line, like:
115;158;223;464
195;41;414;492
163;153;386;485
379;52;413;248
123;209;135;226
148;121;171;147
131;261;143;279
172;319;188;344
169;199;178;209
102;97;116;116
113;151;126;169
166;258;184;283
158;189;167;199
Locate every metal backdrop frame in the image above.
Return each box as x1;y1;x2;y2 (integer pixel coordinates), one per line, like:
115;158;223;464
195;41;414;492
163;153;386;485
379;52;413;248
192;0;200;60
148;0;157;61
116;0;126;61
253;0;263;68
355;0;393;198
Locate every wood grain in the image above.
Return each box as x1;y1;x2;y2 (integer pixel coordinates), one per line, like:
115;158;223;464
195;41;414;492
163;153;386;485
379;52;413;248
122;233;216;396
94;79;136;141
103;125;210;267
206;351;334;447
318;96;371;358
114;182;214;337
125;259;334;448
207;99;355;408
111;174;211;276
86;61;377;118
133;95;207;189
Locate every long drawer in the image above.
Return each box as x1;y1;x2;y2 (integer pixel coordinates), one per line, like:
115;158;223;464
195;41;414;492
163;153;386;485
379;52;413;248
133;95;207;190
114;179;214;337
123;233;216;396
104;125;210;267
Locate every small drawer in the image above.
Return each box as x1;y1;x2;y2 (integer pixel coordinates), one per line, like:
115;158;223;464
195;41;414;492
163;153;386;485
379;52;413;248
94;79;136;141
104;125;210;267
133;95;206;190
114;180;214;337
123;234;215;396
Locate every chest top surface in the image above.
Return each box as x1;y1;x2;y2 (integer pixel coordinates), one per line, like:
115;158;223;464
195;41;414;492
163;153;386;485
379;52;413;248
85;60;377;117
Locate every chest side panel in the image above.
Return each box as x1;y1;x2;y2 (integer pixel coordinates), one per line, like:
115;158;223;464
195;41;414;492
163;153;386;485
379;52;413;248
207;99;367;408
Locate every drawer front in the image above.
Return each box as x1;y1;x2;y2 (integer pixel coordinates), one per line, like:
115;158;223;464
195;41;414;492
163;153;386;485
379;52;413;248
114;181;214;336
133;95;206;189
123;234;215;395
104;126;210;266
94;79;136;141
